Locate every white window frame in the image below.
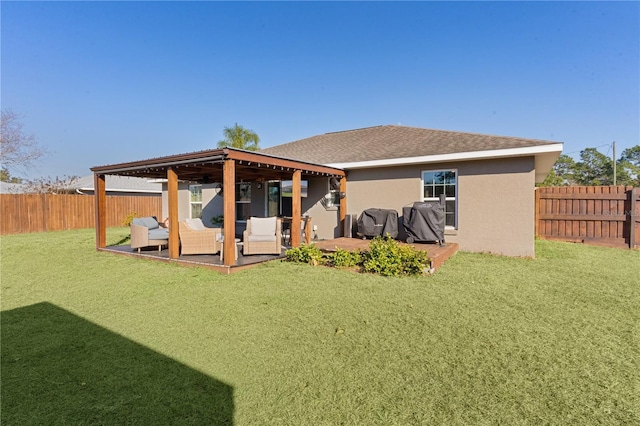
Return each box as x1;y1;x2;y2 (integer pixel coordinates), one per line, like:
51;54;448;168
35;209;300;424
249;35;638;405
421;169;457;229
189;184;203;219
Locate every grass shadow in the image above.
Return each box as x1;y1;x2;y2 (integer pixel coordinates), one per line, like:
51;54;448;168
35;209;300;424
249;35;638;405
110;233;131;246
1;302;234;425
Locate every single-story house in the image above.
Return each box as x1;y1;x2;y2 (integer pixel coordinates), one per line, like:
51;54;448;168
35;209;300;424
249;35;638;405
92;125;562;262
259;125;562;257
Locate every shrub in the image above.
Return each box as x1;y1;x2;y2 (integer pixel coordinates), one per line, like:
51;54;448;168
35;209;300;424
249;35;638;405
330;248;362;268
210;215;224;226
285;244;325;266
122;212;139;227
361;236;430;276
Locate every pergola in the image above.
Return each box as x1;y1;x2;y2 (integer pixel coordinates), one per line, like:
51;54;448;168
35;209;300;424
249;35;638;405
91;147;346;266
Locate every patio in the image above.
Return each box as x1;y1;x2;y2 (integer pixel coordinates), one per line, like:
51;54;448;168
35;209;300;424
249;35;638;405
99;237;458;274
91;147;347;267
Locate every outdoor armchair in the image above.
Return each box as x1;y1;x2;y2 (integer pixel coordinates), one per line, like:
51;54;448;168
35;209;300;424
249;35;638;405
242;217;282;255
131;217;169;253
178;218;222;255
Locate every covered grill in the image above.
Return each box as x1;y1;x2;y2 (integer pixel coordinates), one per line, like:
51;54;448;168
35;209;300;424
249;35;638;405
356;208;398;239
402;199;445;246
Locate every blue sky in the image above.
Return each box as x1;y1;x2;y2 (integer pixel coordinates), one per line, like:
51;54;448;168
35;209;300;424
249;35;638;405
2;1;638;179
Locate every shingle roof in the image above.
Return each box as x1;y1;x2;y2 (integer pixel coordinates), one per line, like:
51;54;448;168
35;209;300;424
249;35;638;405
261;125;561;165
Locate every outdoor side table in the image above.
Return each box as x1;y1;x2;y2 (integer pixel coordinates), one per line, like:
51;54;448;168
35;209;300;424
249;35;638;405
219;237;240;263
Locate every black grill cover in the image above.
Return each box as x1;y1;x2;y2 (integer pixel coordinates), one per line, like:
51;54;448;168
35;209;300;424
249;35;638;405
402;202;445;244
357;208;398;238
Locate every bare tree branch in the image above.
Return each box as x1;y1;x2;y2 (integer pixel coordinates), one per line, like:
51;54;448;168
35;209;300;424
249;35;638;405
0;109;47;172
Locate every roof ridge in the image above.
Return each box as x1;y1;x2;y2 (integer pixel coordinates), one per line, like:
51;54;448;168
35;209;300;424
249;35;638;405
324;125;386;135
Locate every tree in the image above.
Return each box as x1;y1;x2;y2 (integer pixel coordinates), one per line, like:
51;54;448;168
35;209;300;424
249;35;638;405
539;145;640;187
573;148;615;186
619;146;640;186
539;154;577;186
217;123;260;151
0;109;47;174
0;167;23;183
22;175;79;194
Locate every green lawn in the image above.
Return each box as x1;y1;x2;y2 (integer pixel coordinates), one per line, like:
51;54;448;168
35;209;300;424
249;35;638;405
2;228;638;425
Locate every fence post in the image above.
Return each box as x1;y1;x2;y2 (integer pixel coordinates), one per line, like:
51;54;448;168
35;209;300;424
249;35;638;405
534;188;540;238
630;187;638;249
41;193;47;232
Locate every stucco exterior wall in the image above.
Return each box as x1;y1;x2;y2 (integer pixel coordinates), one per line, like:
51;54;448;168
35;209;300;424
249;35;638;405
162;183;221;224
301;177;341;240
343;157;536;257
161;157;536;256
456;157;535;257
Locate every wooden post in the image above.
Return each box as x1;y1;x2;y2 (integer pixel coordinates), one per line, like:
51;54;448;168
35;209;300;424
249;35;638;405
94;173;107;249
167;168;179;259
291;170;302;247
223;159;236;265
305;218;312;244
339;176;347;237
534;188;540;238
629;187;638;249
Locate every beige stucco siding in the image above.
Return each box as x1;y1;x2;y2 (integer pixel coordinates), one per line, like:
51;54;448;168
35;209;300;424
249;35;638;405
162;156;536;256
344;157;536;257
455;157;535;257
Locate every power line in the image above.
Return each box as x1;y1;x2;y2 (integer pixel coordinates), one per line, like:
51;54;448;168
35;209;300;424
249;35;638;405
563;143;612;157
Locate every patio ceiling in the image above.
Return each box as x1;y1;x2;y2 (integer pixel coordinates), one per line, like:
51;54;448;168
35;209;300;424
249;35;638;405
90;147;345;182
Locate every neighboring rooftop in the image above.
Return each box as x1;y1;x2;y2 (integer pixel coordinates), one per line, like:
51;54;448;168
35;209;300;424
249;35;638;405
0;182;27;194
75;175;162;194
261;125;562;166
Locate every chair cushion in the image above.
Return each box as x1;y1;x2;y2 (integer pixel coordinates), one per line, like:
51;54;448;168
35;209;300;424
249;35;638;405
185;218;206;231
148;228;169;240
247;235;277;242
133;216;159;229
250;217;276;236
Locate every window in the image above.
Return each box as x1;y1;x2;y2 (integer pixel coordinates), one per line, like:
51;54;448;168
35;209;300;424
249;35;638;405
422;170;457;228
189;184;202;219
267;181;281;217
281;180;308;197
236;183;251;221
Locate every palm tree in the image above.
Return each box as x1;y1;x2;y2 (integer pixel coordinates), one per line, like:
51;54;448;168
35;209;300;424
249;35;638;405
217;123;260;151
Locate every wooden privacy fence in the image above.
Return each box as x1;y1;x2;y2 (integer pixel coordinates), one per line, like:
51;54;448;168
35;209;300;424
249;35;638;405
535;186;639;249
1;194;162;235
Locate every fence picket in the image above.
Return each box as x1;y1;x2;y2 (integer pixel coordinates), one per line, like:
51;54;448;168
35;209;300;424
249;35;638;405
0;194;162;235
536;185;638;249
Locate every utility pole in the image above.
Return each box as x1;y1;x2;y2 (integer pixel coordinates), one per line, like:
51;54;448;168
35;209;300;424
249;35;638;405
613;141;617;185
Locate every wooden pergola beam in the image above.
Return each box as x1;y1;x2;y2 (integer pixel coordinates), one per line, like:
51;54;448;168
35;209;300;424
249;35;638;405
168;168;179;259
226;149;345;178
340;176;347;237
291;170;302;247
94;173;106;249
223;159;236;266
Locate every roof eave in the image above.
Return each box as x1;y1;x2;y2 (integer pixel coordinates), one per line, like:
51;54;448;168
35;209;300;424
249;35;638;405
326;144;563;179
